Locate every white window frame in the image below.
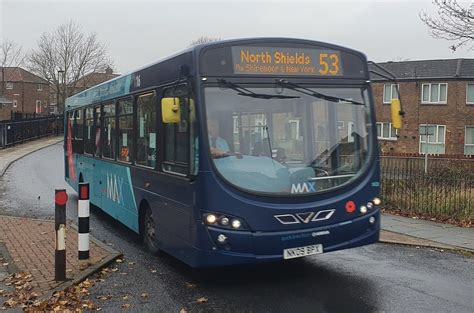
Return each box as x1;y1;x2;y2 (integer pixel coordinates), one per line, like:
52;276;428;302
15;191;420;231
465;125;474;156
376;122;398;140
383;84;399;104
289;119;300;139
35;100;42;113
421;83;448;104
5;82;13;89
337;121;344;129
419;124;446;154
37;84;43;91
233;115;239;134
13;100;17;108
467;83;474;105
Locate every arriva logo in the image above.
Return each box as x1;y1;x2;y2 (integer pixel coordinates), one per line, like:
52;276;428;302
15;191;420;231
291;182;316;194
106;173;124;205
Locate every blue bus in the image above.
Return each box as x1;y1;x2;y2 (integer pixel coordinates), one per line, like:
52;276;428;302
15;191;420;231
64;38;386;267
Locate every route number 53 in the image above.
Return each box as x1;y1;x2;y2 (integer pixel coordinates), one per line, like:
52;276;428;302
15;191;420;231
319;53;340;75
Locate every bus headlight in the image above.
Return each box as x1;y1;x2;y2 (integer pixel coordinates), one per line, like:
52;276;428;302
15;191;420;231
360;205;368;214
366;202;374;209
206;214;217;224
231;219;241;229
202;211;248;231
373;197;381;206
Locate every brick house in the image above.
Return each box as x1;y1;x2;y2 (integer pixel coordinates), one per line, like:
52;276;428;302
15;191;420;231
0;67;50;121
369;59;474;156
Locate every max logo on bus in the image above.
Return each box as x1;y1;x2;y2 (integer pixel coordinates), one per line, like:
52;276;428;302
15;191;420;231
291;182;316;194
106;173;124;205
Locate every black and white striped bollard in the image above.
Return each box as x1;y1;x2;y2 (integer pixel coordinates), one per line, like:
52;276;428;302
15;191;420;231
55;189;68;281
78;183;90;260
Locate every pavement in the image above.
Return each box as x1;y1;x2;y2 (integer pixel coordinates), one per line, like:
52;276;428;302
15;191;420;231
0;136;121;310
0;136;63;178
0;136;472;309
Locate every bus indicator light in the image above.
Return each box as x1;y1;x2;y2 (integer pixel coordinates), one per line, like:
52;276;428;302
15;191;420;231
79;184;89;200
345;201;356;213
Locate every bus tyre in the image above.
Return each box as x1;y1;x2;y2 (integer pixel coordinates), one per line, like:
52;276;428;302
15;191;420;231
143;206;160;255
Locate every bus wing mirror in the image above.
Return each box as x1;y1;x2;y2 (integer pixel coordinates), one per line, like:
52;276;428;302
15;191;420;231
161;97;181;123
390;99;402;129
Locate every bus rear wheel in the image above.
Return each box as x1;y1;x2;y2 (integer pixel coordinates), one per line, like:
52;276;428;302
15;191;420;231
143;206;160;255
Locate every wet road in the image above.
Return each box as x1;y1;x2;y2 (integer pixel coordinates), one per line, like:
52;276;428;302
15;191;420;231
0;143;473;312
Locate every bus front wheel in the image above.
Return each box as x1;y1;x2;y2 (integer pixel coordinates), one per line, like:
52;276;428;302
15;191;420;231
143;206;161;255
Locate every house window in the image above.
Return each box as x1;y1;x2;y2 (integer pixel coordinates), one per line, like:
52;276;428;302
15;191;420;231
5;82;13;89
13;100;17;108
419;124;446;155
376;122;398;140
35;100;42;113
421;83;447;104
37;84;43;91
465;126;474;156
383;84;399;103
467;83;474;104
337;121;344;129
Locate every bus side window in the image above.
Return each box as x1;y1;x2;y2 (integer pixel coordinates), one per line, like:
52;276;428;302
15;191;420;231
136;92;157;168
162;84;195;176
117;97;133;163
94;105;102;156
76;109;84;154
84;107;94;155
102;102;116;159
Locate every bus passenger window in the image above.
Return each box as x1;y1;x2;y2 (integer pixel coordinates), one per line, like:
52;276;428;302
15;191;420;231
94;106;102;156
118;98;133;163
84;107;94;155
136;92;156;168
102;103;116;159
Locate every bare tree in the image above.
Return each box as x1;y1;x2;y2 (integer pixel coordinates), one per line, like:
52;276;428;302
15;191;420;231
189;36;222;47
1;40;24;96
420;0;474;51
28;21;113;112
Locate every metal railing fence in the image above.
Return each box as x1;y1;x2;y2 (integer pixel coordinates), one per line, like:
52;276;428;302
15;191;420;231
380;156;473;222
0;115;63;149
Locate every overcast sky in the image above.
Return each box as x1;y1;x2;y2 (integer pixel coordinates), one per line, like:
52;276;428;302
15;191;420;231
1;0;473;74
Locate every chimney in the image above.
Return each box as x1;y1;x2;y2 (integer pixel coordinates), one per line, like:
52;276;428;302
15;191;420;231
105;67;113;75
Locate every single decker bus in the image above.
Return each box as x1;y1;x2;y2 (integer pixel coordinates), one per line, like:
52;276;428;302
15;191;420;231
64;38;393;267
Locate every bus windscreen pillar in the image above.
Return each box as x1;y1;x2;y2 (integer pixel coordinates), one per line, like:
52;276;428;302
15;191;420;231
54;189;68;281
78;183;90;260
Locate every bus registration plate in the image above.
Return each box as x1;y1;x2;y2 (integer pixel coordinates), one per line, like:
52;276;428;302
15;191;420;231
283;244;323;259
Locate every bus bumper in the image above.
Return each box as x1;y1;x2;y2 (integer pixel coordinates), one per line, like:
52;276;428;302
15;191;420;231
191;210;380;267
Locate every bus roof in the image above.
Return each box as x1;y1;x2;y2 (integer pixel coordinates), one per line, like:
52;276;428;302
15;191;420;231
65;38;367;110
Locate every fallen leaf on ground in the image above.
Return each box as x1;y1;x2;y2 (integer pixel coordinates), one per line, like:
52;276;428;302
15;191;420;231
116;259;124;263
185;282;196;288
150;269;157;273
121;303;131;309
140;293;148;298
180;309;188;313
196;297;208;304
122;295;129;300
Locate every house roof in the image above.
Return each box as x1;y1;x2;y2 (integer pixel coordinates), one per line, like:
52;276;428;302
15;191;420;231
0;67;49;84
73;69;120;89
369;58;474;81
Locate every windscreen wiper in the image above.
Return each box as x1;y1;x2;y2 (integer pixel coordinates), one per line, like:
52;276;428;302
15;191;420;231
276;79;365;105
218;79;300;100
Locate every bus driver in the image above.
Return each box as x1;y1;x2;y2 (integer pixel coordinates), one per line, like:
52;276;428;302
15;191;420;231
208;119;229;158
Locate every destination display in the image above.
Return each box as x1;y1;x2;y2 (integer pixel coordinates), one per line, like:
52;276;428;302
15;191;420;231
231;46;343;76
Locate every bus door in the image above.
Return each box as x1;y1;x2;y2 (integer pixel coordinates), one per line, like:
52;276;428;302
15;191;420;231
157;84;197;249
